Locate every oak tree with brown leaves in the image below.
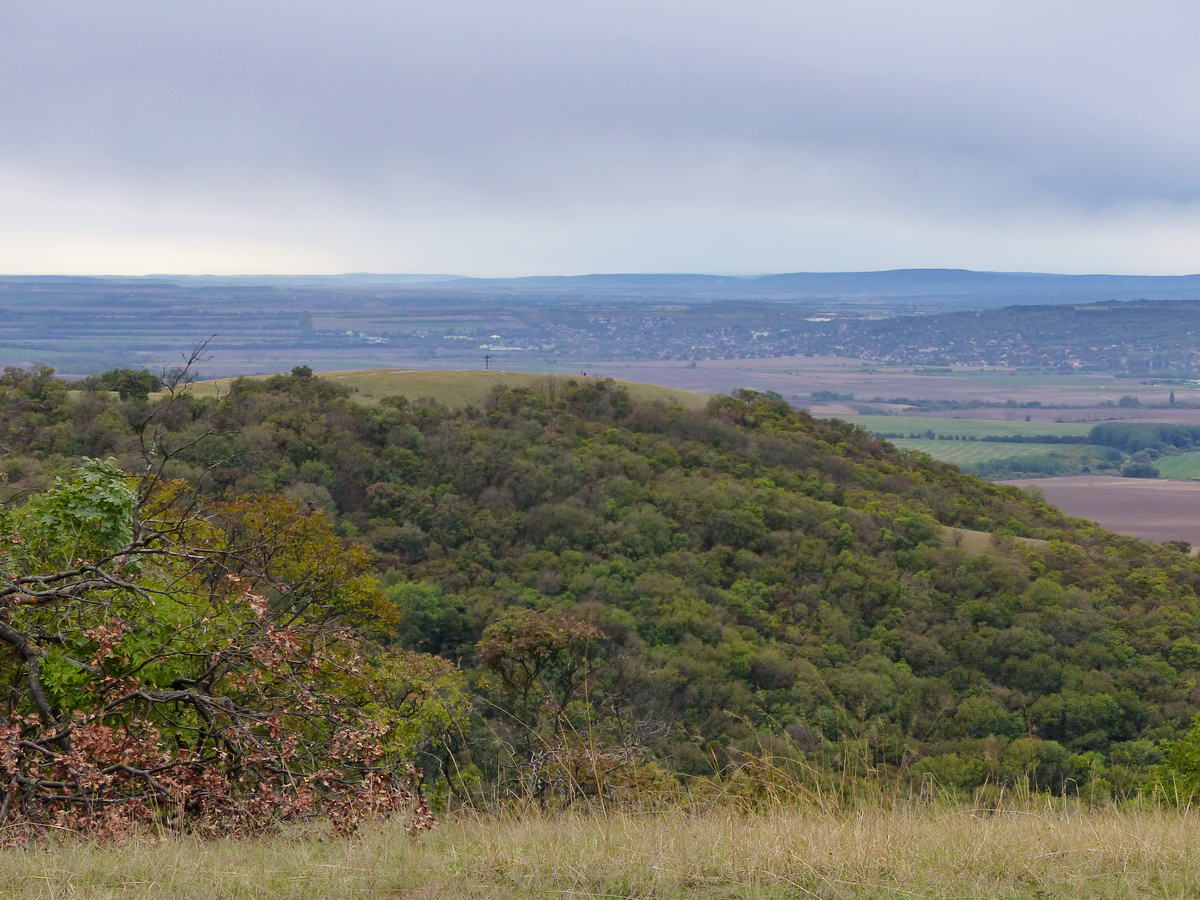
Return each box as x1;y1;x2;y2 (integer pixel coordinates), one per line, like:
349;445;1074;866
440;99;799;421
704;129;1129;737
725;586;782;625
0;453;466;841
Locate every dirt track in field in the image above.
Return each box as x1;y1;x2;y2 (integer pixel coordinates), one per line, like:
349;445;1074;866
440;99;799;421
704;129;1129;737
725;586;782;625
1003;476;1200;546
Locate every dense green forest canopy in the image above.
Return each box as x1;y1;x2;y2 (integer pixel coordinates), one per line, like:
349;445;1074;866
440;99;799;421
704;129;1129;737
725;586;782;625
4;364;1200;803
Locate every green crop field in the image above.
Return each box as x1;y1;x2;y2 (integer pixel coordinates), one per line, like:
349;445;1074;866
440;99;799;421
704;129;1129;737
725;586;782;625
1156;451;1200;480
889;439;1102;465
840;415;1093;438
188;369;709;410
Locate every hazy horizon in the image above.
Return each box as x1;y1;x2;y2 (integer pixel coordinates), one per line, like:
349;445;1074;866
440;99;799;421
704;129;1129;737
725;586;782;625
6;267;1200;281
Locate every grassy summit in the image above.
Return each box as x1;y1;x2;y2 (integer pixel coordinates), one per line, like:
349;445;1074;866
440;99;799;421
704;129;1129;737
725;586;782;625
187;368;709;410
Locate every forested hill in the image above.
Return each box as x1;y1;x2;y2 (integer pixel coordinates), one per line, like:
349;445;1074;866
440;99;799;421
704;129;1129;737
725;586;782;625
6;365;1200;796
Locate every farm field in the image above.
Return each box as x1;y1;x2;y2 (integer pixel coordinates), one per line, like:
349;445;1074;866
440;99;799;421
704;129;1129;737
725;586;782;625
187;369;710;410
919;406;1200;425
889;439;1103;465
1003;475;1200;546
574;357;1200;408
841;415;1093;438
1155;451;1200;480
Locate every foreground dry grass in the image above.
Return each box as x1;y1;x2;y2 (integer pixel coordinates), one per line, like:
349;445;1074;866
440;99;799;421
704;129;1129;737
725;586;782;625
3;802;1200;898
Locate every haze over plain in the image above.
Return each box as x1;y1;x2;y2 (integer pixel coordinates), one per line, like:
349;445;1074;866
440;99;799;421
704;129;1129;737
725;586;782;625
4;0;1200;276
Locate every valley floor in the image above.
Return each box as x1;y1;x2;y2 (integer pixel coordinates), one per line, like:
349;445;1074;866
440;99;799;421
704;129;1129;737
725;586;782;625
5;803;1200;898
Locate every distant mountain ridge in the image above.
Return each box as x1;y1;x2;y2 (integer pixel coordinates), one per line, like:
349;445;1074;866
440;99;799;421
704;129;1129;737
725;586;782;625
5;268;1200;306
451;268;1200;304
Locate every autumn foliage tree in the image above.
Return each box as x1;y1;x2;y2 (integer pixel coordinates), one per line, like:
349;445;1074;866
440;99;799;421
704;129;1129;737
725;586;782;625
478;608;602;740
475;608;668;803
0;458;465;840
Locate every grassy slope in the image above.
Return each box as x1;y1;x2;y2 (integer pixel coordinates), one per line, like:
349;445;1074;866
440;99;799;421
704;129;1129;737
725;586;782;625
889;438;1103;465
939;525;1047;554
188;369;709;410
840;415;1093;438
5;804;1200;898
1157;451;1200;480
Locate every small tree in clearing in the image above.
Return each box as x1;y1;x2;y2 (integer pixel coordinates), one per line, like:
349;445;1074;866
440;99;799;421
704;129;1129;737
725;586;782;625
476;608;669;805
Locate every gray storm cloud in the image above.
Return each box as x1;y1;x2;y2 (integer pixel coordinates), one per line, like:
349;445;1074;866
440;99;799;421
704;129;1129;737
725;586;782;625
2;0;1199;274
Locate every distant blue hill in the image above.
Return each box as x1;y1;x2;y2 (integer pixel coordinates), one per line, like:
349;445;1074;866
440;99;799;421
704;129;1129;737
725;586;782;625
4;268;1200;306
415;268;1200;306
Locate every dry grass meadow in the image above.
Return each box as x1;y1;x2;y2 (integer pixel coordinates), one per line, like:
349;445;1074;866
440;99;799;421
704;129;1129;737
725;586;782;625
185;369;710;410
4;800;1200;898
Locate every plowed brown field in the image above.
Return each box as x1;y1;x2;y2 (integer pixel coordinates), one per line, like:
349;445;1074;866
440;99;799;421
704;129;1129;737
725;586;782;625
1003;475;1200;546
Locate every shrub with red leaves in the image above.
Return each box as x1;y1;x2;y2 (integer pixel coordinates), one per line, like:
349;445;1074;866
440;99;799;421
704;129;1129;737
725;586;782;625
0;459;465;842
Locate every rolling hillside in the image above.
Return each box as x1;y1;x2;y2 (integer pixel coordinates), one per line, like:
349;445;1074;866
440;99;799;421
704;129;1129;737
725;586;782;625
19;365;1200;803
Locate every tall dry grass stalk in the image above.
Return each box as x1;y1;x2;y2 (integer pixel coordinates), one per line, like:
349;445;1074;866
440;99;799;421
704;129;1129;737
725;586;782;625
2;796;1199;898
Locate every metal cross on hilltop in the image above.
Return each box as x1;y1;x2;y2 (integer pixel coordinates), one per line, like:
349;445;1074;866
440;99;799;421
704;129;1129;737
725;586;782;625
484;354;492;370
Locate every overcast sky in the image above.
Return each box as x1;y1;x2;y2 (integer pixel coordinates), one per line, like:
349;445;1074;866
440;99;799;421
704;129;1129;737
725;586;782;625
3;0;1199;275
